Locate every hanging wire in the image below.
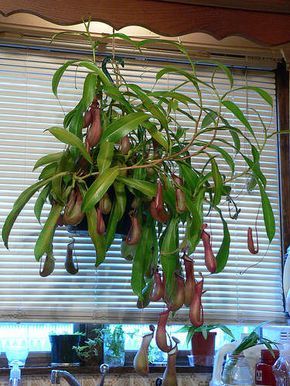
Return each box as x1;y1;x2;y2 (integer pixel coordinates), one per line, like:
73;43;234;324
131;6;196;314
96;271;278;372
110;29;122;86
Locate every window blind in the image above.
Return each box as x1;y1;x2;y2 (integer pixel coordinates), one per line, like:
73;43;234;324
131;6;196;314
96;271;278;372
0;43;284;324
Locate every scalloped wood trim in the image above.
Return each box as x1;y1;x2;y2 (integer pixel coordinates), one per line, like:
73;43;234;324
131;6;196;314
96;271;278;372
0;0;290;46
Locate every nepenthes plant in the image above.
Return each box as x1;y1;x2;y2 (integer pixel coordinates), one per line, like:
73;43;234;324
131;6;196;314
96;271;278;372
2;22;277;360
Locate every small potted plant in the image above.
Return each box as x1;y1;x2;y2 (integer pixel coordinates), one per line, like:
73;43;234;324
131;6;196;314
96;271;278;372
181;324;234;366
49;332;84;367
102;325;125;367
73;328;103;366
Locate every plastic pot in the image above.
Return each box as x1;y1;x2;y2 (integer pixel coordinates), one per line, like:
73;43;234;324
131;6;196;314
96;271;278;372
191;331;216;366
49;334;81;367
67;185;132;236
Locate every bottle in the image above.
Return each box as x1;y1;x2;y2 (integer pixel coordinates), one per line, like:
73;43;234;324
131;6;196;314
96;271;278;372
255;349;279;385
210;338;263;386
221;353;254;386
272;345;290;386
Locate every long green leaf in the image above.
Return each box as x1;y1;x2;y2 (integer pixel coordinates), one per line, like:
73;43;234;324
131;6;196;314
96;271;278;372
86;208;106;267
131;223;150;298
82;72;97;108
200;60;234;88
51;30;89;43
78;61;112;88
195;141;235;174
105;203;119;250
257;179;275;242
64;107;77;129
2;172;68;249
39;163;58;180
101;112;149;143
156;66;211;92
211;116;248;150
222;100;256;140
138;38;194;68
149;90;199;108
160;217;180;300
211;143;235;174
33;152;63;170
201;111;218;129
50;151;72;204
143;122;169;151
128;84;168;129
48;127;92;164
162;177;176;212
105;84;133;113
34;185;50;223
113;181;127;220
82;167;119;212
52;60;78;97
97;142;114;173
254;86;274;106
176;107;197;122
195;172;212;192
185;189;204;253
230;129;241;153
103;32;140;50
179;162;199;192
243;153;266;187
118;177;156;198
224;86;273;107
215;209;231;273
211;158;223;206
215;137;266;186
68;105;84;138
251;144;260;163
34;203;63;261
142;218;158;278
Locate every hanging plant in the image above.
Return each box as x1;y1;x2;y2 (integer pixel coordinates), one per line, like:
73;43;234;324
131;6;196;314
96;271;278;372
2;23;276;340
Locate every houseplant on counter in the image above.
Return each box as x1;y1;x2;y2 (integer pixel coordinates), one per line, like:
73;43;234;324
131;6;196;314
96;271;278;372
73;328;103;366
102;325;125;367
49;332;83;367
181;324;234;366
2;24;276;354
73;325;125;367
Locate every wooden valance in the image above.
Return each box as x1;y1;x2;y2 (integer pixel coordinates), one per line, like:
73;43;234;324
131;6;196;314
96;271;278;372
0;0;290;46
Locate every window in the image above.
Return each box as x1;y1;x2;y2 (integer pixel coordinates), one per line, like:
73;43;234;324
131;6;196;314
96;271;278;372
0;322;74;352
0;39;284;325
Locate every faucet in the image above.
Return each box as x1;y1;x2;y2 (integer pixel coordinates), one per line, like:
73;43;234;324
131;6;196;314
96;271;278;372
50;364;109;386
99;364;109;386
50;370;80;386
9;364;21;386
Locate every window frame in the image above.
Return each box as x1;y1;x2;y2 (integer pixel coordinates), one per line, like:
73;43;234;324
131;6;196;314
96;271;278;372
276;60;290;256
0;32;288;373
276;60;290;314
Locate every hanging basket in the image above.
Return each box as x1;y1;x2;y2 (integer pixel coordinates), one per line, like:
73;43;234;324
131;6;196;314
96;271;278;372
66;185;133;237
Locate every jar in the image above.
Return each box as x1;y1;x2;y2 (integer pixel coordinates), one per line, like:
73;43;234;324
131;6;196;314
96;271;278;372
255;349;279;385
103;326;125;367
221;353;254;386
